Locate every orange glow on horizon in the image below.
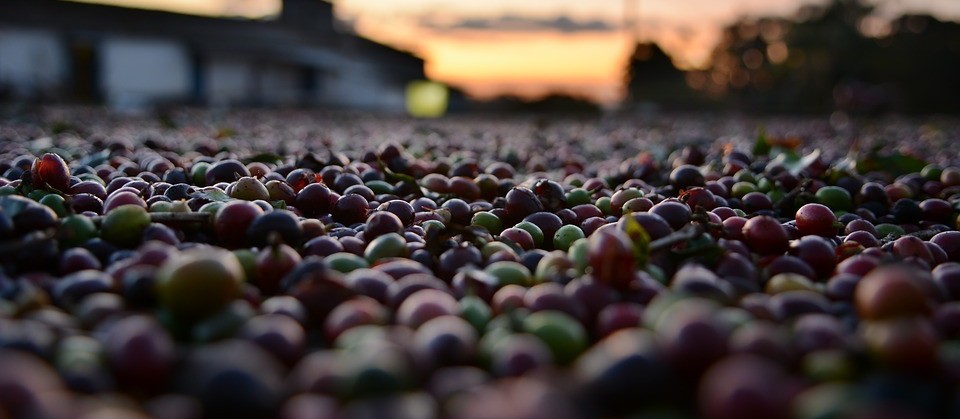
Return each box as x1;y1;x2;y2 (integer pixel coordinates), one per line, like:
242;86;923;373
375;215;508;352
421;33;632;103
71;0;280;17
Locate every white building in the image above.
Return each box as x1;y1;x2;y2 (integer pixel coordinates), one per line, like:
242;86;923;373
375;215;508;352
0;0;426;112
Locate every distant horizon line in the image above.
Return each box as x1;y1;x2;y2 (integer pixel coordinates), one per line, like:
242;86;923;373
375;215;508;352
63;0;960;106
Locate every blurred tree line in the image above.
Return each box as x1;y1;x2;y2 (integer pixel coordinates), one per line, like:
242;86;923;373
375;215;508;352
479;94;602;115
624;0;960;114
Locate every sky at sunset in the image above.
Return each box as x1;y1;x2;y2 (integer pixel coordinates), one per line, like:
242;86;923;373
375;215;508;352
72;0;960;104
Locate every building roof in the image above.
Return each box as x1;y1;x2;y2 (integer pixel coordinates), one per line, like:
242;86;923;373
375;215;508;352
0;0;423;76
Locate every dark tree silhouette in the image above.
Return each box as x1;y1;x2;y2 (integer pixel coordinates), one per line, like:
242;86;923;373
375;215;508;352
875;15;960;113
649;0;960;114
700;0;878;113
623;42;700;110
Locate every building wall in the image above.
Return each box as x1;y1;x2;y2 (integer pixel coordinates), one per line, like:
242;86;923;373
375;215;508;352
205;59;307;107
258;64;301;106
323;59;406;112
206;57;253;106
312;68;329;105
0;27;67;97
100;37;190;108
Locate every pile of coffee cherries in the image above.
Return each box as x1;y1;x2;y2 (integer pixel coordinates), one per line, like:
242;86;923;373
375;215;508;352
1;109;959;418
